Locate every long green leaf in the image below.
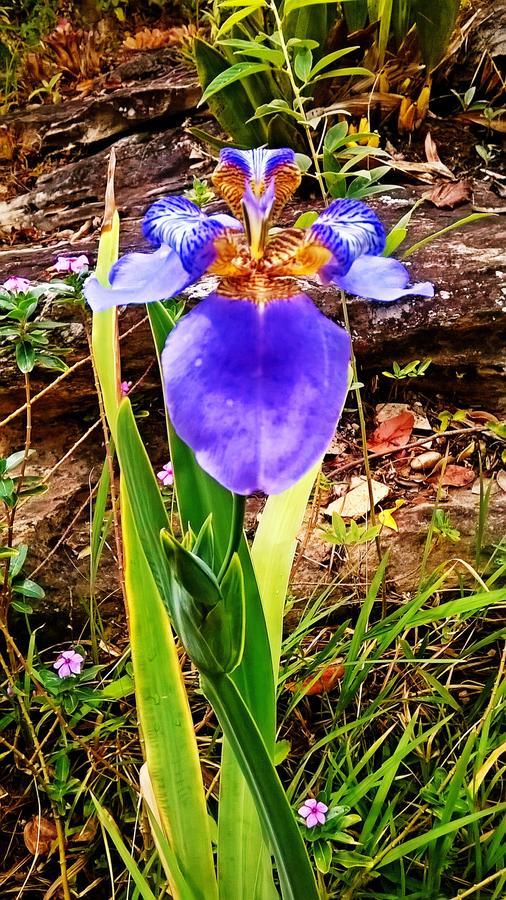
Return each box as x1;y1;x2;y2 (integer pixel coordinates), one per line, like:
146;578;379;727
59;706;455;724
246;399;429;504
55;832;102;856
147;301;277;900
251;463;319;674
199;62;271;104
193;39;266;145
91;186;217;899
203;673;319;900
415;0;460;71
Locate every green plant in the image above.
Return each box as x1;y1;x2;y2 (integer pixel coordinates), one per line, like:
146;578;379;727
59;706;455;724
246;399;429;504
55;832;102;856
382;357;432;380
432;509;461;544
27;70;61;103
322;511;382;547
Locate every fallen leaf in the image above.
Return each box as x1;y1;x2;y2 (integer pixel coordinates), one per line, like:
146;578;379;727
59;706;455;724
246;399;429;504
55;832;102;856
429;465;475;487
326;476;389;518
286;662;345;695
425;180;472;209
376;402;431;432
471;478;499;495
466;410;499;423
24;816;57;855
497;471;506;492
410;451;442;472
368;411;414;454
425;131;442;164
456;111;506;133
377;499;406;532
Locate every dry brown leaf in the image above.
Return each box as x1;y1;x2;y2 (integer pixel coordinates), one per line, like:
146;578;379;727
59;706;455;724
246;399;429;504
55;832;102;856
456;112;506;134
466;410;499;423
426;180;472;209
376;402;431;432
368;410;414;454
326;476;389;518
123;26;189;51
410;451;442;472
24;816;57;855
425;131;441;163
286;662;345;696
497;471;506;493
430;465;475;487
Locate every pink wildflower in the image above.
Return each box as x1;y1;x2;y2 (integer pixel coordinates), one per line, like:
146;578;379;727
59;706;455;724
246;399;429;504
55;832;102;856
2;277;30;293
157;462;174;487
54;649;84;679
298;798;328;828
54;254;89;274
121;380;132;397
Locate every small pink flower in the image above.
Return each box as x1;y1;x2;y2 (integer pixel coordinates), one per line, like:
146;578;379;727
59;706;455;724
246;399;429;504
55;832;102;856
120;380;132;397
54;254;89;274
298;798;328;828
157;462;174;487
54;649;84;679
2;276;30;293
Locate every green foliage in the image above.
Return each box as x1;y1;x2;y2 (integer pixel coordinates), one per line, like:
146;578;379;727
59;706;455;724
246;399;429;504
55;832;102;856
382;357;432;379
322;512;382;546
432;509;461;544
0;0;58;104
414;0;460;72
0;286;68;374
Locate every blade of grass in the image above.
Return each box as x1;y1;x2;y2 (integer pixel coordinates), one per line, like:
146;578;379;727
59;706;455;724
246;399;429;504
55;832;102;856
377;803;506;868
91;794;157;900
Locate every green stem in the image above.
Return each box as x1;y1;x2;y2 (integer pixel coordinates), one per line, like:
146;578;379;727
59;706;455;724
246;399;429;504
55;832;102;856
202;672;319;900
218;493;246;582
340;292;385;606
269;0;327;202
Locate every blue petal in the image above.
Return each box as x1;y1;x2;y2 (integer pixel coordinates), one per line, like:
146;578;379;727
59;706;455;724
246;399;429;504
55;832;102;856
331;255;434;302
310;199;386;275
219;147;297;182
142;195;240;278
213;147;301;218
84;246;194;312
162;292;351;495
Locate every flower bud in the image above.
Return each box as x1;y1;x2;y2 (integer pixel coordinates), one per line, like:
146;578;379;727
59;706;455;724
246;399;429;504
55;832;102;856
161;530;244;675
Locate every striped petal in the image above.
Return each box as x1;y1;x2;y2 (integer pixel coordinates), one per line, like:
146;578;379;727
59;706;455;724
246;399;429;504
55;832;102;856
213;148;301;220
84;246;194;312
161;292;351;495
310;199;385;276
142;195;241;278
333;255;434;302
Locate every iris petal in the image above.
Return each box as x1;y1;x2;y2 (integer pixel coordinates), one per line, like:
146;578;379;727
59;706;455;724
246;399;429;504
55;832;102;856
142;195;241;278
84;246;193;312
162;292;351;495
213;147;301;219
310;199;386;275
332;255;434;302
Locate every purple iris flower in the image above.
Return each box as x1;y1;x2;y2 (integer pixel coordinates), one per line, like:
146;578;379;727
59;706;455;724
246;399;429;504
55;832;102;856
84;147;433;495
